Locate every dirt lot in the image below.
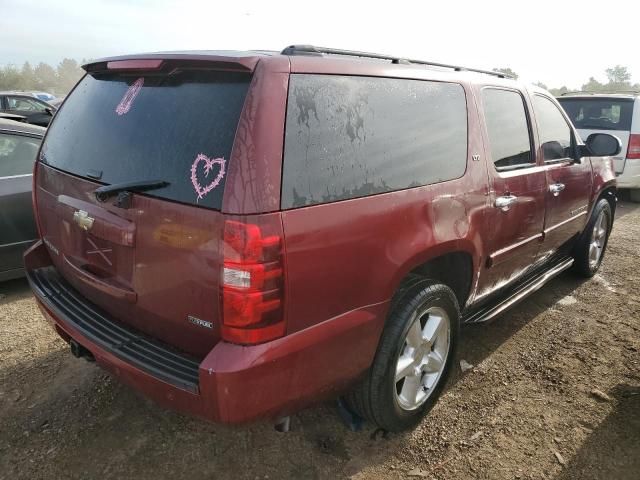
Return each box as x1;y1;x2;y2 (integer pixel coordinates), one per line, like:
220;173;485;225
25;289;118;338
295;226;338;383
1;200;638;480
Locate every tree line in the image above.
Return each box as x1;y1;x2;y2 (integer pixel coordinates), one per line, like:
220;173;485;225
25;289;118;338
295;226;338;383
0;59;86;96
493;65;640;96
1;59;638;98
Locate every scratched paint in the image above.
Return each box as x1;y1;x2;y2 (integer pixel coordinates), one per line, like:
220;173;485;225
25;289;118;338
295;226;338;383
190;153;226;200
115;77;144;116
86;237;113;266
432;197;470;241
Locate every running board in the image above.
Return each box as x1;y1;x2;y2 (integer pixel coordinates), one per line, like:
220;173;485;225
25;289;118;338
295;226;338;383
462;257;574;324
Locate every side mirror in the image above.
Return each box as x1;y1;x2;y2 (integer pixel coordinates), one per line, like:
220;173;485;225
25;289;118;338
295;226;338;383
44;107;55;116
582;133;622;157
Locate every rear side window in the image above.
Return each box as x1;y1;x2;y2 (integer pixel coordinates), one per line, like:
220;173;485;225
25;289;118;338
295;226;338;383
533;95;573;161
40;70;251;209
558;97;634;131
0;133;41;177
282;75;467;208
482;89;533;170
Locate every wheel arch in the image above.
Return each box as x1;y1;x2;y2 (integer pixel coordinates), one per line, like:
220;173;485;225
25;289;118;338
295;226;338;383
598;186;617;217
389;248;476;315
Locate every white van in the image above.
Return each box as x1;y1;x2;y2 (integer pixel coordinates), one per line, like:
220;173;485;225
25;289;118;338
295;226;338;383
558;93;640;201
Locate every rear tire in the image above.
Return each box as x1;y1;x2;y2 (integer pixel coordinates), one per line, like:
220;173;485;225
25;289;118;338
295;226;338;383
572;198;612;277
347;281;459;432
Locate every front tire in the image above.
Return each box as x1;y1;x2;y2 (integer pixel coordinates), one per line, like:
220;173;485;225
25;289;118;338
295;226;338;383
572;198;612;277
347;281;459;432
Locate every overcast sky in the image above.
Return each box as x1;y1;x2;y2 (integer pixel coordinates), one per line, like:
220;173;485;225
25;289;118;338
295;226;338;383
2;0;639;88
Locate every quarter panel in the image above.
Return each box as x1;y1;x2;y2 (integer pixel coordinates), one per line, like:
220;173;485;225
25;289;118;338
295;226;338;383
222;57;290;214
281;80;488;333
281;182;486;334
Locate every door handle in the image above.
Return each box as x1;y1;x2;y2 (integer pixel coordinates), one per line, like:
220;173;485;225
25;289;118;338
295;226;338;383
549;183;566;196
495;194;518;211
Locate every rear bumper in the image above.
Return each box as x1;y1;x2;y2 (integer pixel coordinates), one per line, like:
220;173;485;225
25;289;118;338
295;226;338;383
617;159;640;189
25;241;386;423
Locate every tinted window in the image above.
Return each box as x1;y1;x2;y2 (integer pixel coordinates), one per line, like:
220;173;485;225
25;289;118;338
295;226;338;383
534;95;573;161
282;75;467;208
8;97;47;112
558;97;633;131
0;133;41;176
41;71;250;209
482;89;533;170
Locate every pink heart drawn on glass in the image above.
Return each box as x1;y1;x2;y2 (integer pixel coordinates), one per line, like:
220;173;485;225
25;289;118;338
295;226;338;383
190;153;226;200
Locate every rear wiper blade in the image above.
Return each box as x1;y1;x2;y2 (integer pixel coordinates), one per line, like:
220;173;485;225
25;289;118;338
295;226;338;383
94;179;169;202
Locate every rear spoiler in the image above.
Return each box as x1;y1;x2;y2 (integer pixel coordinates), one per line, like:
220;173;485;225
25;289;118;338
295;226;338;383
83;53;262;74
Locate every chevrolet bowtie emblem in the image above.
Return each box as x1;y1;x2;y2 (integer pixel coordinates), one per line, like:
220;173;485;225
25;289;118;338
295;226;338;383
73;210;95;231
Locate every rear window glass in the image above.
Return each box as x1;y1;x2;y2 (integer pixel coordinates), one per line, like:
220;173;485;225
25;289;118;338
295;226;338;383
40;70;251;209
282;75;467;209
558;97;634;131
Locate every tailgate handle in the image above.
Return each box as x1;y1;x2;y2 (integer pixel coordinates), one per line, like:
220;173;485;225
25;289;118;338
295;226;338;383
57;195;135;247
63;255;137;303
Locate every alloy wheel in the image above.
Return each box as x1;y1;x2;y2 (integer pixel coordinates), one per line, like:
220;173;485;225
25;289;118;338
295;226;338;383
394;306;450;411
589;211;608;269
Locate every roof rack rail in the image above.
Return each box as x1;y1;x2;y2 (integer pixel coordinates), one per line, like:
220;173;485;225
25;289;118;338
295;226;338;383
281;45;512;79
561;90;640;96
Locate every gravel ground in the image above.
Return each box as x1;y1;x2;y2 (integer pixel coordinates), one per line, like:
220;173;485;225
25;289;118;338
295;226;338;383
1;200;638;480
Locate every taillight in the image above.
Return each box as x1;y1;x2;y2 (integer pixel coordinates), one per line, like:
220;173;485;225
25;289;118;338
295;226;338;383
627;134;640;159
221;214;285;345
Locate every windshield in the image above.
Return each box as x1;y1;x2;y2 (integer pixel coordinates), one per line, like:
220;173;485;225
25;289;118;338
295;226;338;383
40;70;251;209
558;97;634;131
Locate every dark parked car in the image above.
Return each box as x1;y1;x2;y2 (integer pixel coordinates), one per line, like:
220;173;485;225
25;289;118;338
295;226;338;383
25;46;619;432
0;112;27;123
0;118;44;281
0;93;57;126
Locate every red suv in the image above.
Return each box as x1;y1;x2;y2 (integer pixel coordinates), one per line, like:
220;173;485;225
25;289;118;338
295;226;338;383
25;46;621;432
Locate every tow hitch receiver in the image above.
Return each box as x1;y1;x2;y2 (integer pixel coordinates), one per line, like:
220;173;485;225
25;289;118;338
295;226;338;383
70;339;95;362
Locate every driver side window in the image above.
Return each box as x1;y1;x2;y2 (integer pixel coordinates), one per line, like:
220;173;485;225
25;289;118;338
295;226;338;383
533;95;573;162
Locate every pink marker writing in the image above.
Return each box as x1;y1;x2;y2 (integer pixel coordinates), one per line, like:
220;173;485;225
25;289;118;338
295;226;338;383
190;153;227;200
115;77;144;116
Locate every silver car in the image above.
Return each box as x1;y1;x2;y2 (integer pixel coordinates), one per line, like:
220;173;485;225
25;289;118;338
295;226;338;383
558;92;640;201
0;118;44;281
